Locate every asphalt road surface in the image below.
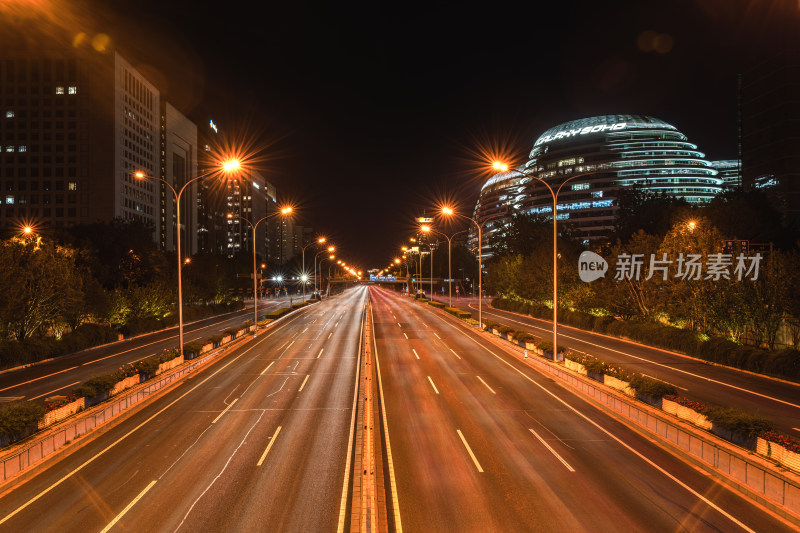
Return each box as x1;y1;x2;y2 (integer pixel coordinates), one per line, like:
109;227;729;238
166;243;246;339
445;297;800;436
0;287;366;532
370;287;793;533
0;297;294;405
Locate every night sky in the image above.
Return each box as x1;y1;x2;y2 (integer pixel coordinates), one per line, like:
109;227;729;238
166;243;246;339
8;0;800;269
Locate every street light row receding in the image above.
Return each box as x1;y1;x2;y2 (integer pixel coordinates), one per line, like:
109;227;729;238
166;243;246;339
227;206;293;333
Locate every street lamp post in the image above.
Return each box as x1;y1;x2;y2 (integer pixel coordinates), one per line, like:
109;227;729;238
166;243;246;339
421;225;468;307
301;237;326;302
315;245;335;295
440;207;507;330
492;161;595;361
135;159;240;358
228;206;293;335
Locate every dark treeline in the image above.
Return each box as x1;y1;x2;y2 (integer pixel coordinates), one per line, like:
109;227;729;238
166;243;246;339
486;189;800;351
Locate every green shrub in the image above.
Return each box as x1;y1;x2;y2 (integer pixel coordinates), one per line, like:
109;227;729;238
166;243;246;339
265;307;292;319
0;402;45;442
73;374;120;398
583;358;607;375
497;325;514;335
703;407;774;438
482;319;500;331
427;300;445;309
183;340;204;356
291;302;310;309
133;358;160;377
515;331;536;343
629;375;677;398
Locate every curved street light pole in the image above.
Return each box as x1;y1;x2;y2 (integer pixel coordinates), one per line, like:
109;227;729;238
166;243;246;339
422;226;468;307
301;237;326;302
441;208;507;330
315;246;335;295
228;207;292;335
496;164;596;360
136;165;236;358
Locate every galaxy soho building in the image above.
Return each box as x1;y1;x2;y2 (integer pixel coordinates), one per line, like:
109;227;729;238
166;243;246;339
475;115;725;252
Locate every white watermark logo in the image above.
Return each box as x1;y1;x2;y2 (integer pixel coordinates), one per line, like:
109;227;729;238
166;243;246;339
579;252;763;282
578;251;609;282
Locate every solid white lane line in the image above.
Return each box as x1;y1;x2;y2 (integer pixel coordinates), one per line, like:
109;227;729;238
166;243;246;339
371;305;403;532
427;376;439;395
257;426;283;466
318;348;324;359
477;376;496;394
449;348;462;360
0;366;80;393
99;480;157;533
299;375;310;392
456;430;483;473
642;373;688;391
337;295;366;533
403;333;408;339
27;381;80;401
475;306;800;409
529;428;575;472
447;319;758;533
211;398;238;424
260;361;274;375
412;349;420;360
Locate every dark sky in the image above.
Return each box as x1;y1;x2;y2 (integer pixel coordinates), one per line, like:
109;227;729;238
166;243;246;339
13;0;800;269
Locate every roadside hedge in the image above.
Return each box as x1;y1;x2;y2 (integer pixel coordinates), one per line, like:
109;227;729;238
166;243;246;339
492;297;800;381
265;307;292;319
0;402;46;443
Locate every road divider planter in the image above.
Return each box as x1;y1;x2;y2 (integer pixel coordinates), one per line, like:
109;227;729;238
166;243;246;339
758;432;800;472
662;396;713;430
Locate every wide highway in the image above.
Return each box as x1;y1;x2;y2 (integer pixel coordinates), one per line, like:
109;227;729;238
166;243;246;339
0;287;365;532
371;287;792;532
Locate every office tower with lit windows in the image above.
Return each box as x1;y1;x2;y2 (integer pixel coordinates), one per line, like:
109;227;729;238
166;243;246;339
159;102;198;253
0;43;162;239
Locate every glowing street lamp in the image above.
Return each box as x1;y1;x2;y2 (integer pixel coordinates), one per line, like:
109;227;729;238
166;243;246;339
491;160;597;361
315;245;336;295
135;158;240;358
421;224;468;307
228;205;293;334
301;236;327;302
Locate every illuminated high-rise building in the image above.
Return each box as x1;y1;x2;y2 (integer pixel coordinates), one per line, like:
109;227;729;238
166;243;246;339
475;115;724;251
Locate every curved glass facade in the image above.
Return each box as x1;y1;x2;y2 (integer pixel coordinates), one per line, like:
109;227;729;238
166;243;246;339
475;115;724;250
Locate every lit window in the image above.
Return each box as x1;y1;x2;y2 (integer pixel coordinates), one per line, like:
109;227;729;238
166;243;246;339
68;86;77;94
5;195;14;204
5;146;13;152
68;181;78;191
18;145;26;152
55;86;65;94
5;111;13;118
591;190;603;198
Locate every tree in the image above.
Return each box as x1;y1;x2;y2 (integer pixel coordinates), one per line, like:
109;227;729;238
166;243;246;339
0;237;85;341
611;188;690;244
